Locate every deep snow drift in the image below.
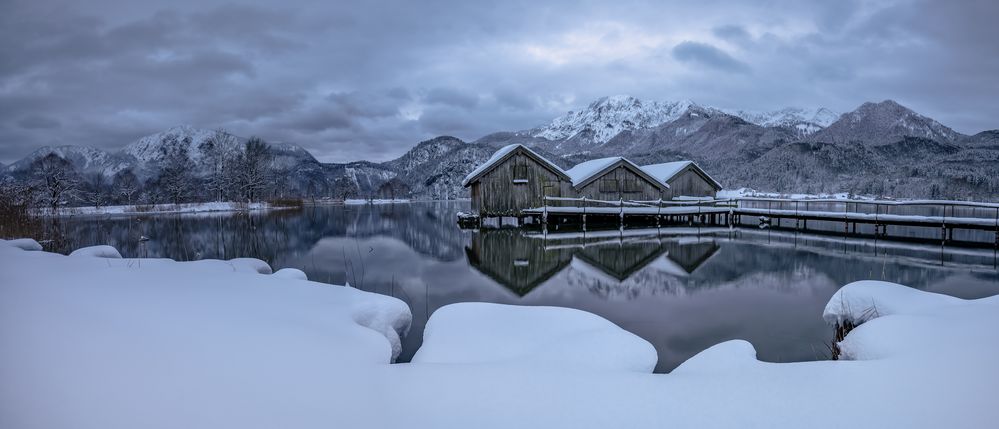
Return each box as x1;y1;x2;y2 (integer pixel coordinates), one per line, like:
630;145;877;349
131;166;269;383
1;239;997;428
0;239;411;429
413;302;657;372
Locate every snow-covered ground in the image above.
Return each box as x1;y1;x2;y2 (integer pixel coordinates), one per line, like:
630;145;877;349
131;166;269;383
31;201;278;217
344;198;411;205
2;238;997;428
718;187;875;200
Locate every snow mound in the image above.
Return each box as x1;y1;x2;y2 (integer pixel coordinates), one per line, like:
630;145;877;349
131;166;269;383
823;280;961;324
672;340;759;374
0;243;412;428
273;268;308;280
0;238;42;251
227;257;273;274
412;302;658;372
824;281;991;361
69;245;123;259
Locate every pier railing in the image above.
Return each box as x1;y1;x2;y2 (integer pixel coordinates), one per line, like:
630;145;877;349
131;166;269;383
540;196;999;221
527;195;999;245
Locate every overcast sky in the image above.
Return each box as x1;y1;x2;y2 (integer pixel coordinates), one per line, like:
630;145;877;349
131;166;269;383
1;0;997;163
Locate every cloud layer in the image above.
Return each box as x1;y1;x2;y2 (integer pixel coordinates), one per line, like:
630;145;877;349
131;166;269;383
1;0;997;163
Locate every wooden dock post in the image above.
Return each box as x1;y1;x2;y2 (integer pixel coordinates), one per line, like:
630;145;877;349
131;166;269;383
656;198;662;229
619;197;624;228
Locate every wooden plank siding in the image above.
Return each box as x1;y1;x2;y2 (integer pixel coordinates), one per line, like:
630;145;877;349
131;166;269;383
665;166;719;199
575;165;664;204
472;151;570;216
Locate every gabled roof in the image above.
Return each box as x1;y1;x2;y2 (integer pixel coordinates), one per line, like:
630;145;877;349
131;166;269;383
565;157;670;190
641;161;723;191
461;144;569;187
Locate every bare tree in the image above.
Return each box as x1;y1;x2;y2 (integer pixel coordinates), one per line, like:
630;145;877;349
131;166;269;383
234;137;272;202
201;128;237;202
82;172;110;209
155;142;193;204
30;153;79;213
0;176;34;214
112;169;141;206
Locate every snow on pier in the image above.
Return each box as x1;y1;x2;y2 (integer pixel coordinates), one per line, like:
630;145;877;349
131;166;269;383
471;196;999;246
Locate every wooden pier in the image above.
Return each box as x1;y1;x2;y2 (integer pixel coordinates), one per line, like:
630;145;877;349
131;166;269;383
461;196;999;248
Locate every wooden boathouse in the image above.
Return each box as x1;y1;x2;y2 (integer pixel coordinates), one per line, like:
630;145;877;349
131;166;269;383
565;157;670;204
641;161;722;199
462;145;724;219
461;144;572;216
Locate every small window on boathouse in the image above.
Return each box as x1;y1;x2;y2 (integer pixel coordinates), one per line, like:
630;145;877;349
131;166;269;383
513;164;529;184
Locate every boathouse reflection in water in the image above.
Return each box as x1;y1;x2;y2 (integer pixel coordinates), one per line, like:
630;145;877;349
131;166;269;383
465;228;722;297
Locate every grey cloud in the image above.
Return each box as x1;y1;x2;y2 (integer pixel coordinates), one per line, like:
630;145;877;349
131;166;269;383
424;88;479;109
712;25;750;43
672;41;750;74
0;0;997;163
328;91;401;118
17;115;61;130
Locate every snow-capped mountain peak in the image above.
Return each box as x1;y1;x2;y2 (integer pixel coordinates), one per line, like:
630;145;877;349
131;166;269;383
122;125;220;163
532;95;839;145
725;107;840;135
5;145;130;177
532;95;699;146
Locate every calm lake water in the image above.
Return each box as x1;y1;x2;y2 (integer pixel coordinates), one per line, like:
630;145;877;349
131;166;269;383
28;201;999;372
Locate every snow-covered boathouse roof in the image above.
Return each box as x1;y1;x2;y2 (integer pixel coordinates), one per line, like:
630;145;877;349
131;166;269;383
640;161;723;190
565;157;670;190
461;144;569;187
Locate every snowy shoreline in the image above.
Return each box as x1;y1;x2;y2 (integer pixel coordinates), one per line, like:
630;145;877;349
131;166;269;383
29;201;288;218
1;238;997;428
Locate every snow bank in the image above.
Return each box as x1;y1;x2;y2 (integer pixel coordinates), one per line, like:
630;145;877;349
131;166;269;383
0;238;42;251
226;257;273;274
823;280;962;323
3;238;998;428
671;340;759;374
825;281;990;361
69;245;123;258
413;303;658;372
273;267;308;280
0;239;411;429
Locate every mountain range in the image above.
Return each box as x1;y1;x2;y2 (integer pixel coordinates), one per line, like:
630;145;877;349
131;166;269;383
5;96;998;201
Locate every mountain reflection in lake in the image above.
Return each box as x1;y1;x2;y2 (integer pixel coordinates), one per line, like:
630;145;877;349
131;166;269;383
33;201;999;372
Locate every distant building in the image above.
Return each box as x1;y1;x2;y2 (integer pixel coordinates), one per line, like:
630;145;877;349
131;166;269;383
461;144;572;216
640;161;722;199
462;145;722;216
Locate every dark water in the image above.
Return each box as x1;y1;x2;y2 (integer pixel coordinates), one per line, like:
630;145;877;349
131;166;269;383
26;202;999;372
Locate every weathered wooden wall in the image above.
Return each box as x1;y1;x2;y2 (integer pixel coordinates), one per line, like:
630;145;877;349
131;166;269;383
575;165;663;203
666;167;718;199
472;151;571;215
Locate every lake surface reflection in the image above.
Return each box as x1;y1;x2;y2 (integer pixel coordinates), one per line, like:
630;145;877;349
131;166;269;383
33;202;999;372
